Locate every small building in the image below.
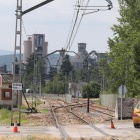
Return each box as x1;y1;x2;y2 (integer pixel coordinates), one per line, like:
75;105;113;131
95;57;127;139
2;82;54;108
69;82;87;98
0;74;21;109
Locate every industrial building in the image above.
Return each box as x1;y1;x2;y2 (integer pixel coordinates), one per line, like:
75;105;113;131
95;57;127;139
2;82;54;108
0;64;8;74
71;43;88;70
71;43;106;70
23;34;48;73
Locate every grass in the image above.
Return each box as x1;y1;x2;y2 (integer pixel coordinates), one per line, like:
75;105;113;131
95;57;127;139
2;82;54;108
36;100;43;107
0;100;51;125
96;98;101;105
41;109;48;113
20;104;28;110
0;108;29;124
0;103;30;124
0;135;63;140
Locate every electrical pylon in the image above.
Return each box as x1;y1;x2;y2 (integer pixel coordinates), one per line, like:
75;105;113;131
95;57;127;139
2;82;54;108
11;0;22;126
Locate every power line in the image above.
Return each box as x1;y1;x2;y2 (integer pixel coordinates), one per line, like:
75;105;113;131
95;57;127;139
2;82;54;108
64;0;78;50
22;19;28;39
66;9;80;51
68;0;112;50
68;0;90;50
65;0;81;51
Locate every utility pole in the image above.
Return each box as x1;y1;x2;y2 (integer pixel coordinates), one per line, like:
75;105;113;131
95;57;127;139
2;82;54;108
87;68;91;113
11;0;22;126
102;67;104;92
53;76;55;94
12;0;54;126
87;87;89;113
57;80;58;95
40;74;41;96
125;55;129;97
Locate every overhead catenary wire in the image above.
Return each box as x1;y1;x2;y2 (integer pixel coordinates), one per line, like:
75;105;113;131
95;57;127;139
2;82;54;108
68;0;112;50
68;0;90;50
84;9;108;15
64;0;78;50
22;19;28;39
65;0;81;51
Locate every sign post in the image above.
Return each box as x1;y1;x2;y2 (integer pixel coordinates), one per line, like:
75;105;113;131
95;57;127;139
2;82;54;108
0;75;2;87
12;83;22;91
118;85;127;120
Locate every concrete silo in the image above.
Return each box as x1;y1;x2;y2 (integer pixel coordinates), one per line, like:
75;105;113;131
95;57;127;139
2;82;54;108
23;34;48;73
23;37;32;64
71;43;88;70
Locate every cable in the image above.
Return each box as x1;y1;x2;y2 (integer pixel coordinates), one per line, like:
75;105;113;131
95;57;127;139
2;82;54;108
22;19;28;39
68;0;90;50
66;10;80;51
64;0;78;50
65;0;81;51
68;0;111;50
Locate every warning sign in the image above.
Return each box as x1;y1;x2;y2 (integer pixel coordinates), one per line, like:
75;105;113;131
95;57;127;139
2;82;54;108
12;83;22;90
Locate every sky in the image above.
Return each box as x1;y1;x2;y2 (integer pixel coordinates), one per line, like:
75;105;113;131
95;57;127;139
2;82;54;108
0;0;120;55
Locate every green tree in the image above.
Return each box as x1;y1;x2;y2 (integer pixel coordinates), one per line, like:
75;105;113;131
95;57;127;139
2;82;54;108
75;68;86;81
22;53;46;88
60;54;73;76
36;59;47;85
24;53;34;75
82;81;101;98
43;81;53;93
43;72;65;94
98;0;140;97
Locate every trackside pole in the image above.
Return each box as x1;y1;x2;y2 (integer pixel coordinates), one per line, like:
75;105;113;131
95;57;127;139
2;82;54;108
121;85;123;120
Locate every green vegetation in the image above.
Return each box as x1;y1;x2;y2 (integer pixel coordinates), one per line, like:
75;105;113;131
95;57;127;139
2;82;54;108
98;0;140;97
42;72;65;94
97;97;101;105
82;81;101;98
60;54;74;77
41;109;48;113
22;53;46;89
36;100;43;106
20;104;28;110
0;109;29;124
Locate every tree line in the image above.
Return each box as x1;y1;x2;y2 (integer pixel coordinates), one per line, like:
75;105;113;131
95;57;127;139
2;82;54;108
22;54;101;98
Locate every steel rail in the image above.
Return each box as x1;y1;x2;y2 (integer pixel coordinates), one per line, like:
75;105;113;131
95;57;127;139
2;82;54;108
55;100;117;140
70;106;117;140
49;100;69;140
53;104;83;111
79;103;114;117
55;100;88;123
89;108;114;117
90;104;115;112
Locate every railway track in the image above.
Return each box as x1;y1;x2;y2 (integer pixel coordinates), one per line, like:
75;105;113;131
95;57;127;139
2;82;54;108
62;100;114;118
49;99;117;140
49;100;87;140
80;103;115;118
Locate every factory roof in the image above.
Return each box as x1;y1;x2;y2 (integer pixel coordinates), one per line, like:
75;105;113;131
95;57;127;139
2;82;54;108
1;74;21;83
71;47;89;63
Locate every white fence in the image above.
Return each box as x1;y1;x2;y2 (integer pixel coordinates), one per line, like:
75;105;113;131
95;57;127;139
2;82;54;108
100;94;125;109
